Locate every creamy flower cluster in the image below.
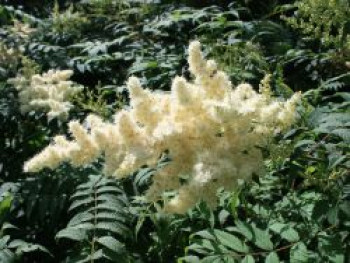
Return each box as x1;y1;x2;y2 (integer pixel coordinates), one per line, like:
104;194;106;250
11;20;36;38
24;41;301;213
0;43;21;71
9;70;83;119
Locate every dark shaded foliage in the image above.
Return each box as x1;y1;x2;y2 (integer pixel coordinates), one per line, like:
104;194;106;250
0;0;349;262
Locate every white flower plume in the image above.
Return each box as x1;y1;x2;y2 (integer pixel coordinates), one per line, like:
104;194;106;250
8;69;82;119
24;41;301;213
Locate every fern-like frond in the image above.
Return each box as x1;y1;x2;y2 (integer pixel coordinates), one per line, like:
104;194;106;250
56;174;131;262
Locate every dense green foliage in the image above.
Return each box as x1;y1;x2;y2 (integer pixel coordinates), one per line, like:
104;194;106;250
0;0;349;262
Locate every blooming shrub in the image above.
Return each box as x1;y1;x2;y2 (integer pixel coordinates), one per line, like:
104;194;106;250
285;0;350;49
51;3;88;36
8;69;83;119
24;41;300;213
0;42;21;76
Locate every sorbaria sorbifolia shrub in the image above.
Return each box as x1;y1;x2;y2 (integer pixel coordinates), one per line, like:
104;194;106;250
24;42;301;213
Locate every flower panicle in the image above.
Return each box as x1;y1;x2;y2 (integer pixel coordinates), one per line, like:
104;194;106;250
24;41;301;214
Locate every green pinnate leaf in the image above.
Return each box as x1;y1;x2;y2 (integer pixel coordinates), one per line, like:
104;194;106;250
212;229;249;253
290;242;315;263
269;223;300;242
56;227;88;241
265;252;280;263
97;236;125;254
242;255;255;263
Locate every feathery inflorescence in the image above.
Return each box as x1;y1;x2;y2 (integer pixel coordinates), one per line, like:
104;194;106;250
9;69;83;119
24;41;301;213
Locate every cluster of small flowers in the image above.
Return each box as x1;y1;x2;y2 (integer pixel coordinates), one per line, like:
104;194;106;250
285;0;350;49
24;41;301;213
51;3;88;35
8;69;83;119
0;42;21;70
10;20;36;38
